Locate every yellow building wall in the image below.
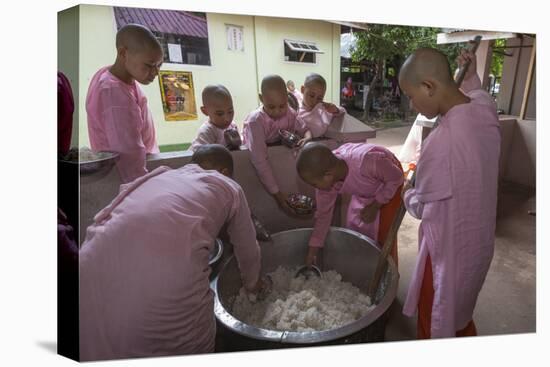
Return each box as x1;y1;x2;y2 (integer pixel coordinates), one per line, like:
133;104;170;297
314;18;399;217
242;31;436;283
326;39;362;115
75;5;340;147
78;5;117;148
254;17;340;103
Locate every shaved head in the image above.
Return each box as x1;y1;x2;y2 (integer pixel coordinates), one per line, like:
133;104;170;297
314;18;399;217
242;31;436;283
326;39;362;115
261;74;287;95
191;144;234;176
399;48;454;87
296;142;338;179
202;84;232;106
304;73;327;89
116;24;161;53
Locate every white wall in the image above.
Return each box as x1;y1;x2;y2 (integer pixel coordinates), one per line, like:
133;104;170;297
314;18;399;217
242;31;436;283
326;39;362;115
504;120;536;187
498;117;536;188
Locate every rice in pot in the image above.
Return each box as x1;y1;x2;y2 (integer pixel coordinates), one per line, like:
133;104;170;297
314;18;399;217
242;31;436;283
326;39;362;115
231;266;374;332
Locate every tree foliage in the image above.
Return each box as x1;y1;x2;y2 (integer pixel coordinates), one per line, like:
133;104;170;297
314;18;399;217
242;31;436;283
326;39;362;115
350;24;466;73
490;38;506;77
349;24;468;120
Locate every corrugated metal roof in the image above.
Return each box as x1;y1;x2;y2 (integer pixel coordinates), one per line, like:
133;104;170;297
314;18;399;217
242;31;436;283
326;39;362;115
114;7;208;38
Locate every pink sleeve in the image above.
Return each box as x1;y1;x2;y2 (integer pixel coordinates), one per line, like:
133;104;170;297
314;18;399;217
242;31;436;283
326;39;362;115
191;124;216;152
308;189;339;248
98;86;148;183
140;102;159;154
404;188;424;219
460;73;482;93
292;111;309;136
323;105;346;125
362;152;404;205
414;133;453;203
334;106;346;116
245;118;280;194
318;108;335;126
226;187;261;290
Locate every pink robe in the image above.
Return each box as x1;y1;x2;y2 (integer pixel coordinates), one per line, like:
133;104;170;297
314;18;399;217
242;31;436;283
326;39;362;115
291;89;303;105
398;75;485;165
402;74;501;337
190;120;239;152
243;107;308;194
79;164;261;361
298;102;346;138
58;71;74;155
309;143;404;248
86;66;159;183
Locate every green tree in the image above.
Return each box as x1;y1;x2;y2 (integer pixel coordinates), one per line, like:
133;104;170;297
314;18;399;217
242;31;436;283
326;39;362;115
351;24;465;120
491;38;506;78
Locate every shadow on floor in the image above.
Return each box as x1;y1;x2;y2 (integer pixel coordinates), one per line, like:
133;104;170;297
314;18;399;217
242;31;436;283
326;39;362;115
36;340;57;354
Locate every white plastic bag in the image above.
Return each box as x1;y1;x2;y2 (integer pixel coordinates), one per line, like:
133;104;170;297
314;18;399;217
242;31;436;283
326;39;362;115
398;119;422;163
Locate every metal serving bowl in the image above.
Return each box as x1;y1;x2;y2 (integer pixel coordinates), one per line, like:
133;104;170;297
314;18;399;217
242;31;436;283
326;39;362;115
59;148;119;176
211;227;398;349
278;129;300;148
224;128;242;150
287;193;315;215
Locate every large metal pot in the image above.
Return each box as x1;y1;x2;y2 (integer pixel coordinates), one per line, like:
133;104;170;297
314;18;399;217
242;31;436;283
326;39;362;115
209;238;224;267
209;239;225;281
211;227;398;350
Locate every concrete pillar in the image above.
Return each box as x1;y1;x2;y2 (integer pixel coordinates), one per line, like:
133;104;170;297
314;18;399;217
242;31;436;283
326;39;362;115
476;39;493;90
497;37;522;113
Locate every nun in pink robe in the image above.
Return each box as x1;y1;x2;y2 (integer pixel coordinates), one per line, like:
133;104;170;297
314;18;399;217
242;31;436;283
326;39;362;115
86;66;159;183
291;89;303;106
402;74;501;338
298;102;346;138
243;107;309;194
79;164;261;361
191;120;240;152
308;143;404;249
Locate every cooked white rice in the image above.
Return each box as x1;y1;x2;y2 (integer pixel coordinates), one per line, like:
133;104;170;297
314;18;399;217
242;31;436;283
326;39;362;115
231;266;374;332
79;147;101;162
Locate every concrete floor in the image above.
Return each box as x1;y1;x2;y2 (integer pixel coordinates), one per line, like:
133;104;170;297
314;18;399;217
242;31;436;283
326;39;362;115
368;126;537;341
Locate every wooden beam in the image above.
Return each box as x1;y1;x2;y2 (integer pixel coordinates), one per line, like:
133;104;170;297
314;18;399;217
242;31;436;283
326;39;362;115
437;31;517;44
508;37;524;115
519;41;536;120
328;20;370;30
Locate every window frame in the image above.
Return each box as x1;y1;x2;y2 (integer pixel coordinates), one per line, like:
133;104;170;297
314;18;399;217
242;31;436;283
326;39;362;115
283;39;324;64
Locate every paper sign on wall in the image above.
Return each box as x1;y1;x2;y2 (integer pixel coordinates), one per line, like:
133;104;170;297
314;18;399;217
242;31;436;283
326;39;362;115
167;43;183;63
226;24;244;52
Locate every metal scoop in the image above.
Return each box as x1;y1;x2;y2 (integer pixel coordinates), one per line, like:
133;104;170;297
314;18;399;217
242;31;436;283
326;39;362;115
251;213;271;242
294;265;322;279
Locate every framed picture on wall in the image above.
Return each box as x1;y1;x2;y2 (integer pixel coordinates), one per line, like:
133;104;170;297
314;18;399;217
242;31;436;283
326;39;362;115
158;70;198;121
